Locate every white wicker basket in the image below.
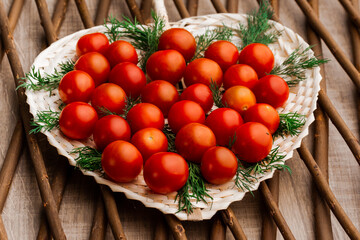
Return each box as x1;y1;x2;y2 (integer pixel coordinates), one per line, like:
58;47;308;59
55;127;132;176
25;13;321;221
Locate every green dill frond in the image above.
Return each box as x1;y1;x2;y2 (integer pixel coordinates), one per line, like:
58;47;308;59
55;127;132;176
192;26;233;61
210;80;224;108
271;46;329;86
30;109;60;134
104;15;122;43
18;60;74;93
273;112;306;138
98;107;118;117
235;161;255;194
175;180;193;213
71;147;102;171
122;97;141;118
237;0;281;48
162;124;176;152
228;132;237;149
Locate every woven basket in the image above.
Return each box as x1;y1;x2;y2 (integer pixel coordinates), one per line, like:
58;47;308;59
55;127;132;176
25;13;321;220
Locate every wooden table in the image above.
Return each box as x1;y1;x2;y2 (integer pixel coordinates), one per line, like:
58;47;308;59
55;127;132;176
0;0;359;239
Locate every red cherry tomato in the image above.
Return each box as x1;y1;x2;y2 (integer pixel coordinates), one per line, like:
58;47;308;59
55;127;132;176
101;140;143;183
167;100;205;133
223;64;258;90
175;123;216;163
131;128;168;162
126;103;164;133
158;28;196;62
146;50;186;85
201;146;238;185
222;86;256;115
180;83;214;113
243;103;280;134
93;115;131;151
238;43;274;78
59;102;98;140
58;70;95;104
141;80;179;117
204;40;238;71
76;32;109;56
91;83;126;115
104;40;138;68
109;62;146;99
205;108;243;146
184;58;223;87
233;122;273;163
253;75;289;108
74;52;110;86
144;152;188;194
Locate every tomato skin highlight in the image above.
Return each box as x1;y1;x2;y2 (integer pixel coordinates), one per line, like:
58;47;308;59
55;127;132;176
238;43;274;78
201;146;238;185
126;103;165;133
223;64;258;90
76;32;109;56
104;40;138;68
243;103;280;134
175;123;216;163
74;52;111;87
204;40;239;72
59;102;98;140
222;86;256;115
91;83;126;115
109;62;146;99
167;100;205;133
205;108;243;146
184;58;223;87
146;50;186;85
93;115;131;151
58;70;95;104
180;83;214;113
101;140;143;183
144;152;188;194
253;75;289;108
158;28;196;62
233;122;273;163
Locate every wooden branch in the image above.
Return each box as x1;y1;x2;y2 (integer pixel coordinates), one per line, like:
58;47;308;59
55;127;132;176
210;212;226;240
220;208;247;240
0;215;8;240
52;0;69;35
187;0;198;16
140;0;152;24
153;214;168;240
226;0;238;13
339;0;360;29
89;194;107;240
125;0;144;24
297;144;360;239
34;0;57;44
95;0;111;25
164;214;187;240
211;0;228;13
173;0;190;18
74;0;94;28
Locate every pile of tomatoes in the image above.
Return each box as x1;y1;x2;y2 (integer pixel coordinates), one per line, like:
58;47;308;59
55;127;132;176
56;28;290;195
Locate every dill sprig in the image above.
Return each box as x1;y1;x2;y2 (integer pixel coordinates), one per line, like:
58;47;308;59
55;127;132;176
273;112;306;138
122;97;141;118
176;162;212;213
237;0;281;48
71;147;103;171
235;161;255;193
162;124;176;152
30;109;60;134
19;60;74;93
210;80;224;108
192;26;233;61
271;46;329;86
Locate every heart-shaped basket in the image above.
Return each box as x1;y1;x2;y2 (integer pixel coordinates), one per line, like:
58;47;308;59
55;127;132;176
25;12;321;220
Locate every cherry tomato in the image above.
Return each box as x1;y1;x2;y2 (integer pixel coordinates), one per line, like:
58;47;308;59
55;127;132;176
141;80;179;117
253;75;289;108
144;152;188;194
223;64;258;90
58;70;95;104
233;122;273;163
180;83;213;113
201;146;238;185
105;40;138;68
74;52;111;86
146;50;186;85
167;100;205;133
204;40;238;71
102;140;143;183
243;103;280;134
126;103;164;133
59;102;98;140
222;86;256;115
238;43;274;78
184;58;223;87
76;32;109;56
175;123;216;163
131;128;168;162
109;62;146;99
91;83;126;115
93;115;131;151
158;28;196;62
205;108;243;146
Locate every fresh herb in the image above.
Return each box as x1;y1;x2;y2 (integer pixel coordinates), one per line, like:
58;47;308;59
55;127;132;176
271;46;328;86
273;112;306;138
237;0;281;48
235;161;255;193
122;97;141;118
210;80;224;108
71;147;102;171
19;60;74;93
30;109;60;134
162;124;176;152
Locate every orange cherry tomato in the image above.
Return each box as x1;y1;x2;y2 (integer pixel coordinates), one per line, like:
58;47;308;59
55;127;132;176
222;86;256;115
